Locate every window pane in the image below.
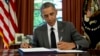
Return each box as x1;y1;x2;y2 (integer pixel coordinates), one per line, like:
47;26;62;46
57;11;62;21
43;0;53;3
53;0;62;9
34;10;44;29
34;0;42;9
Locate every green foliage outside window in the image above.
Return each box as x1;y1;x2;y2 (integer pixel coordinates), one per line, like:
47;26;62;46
34;10;44;29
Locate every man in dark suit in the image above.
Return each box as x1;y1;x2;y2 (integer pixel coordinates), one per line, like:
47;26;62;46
21;2;89;50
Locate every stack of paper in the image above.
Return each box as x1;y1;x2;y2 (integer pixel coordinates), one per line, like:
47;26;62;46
19;47;55;52
18;47;57;56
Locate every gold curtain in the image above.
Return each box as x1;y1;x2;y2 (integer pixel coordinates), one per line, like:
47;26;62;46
62;0;84;34
16;0;33;35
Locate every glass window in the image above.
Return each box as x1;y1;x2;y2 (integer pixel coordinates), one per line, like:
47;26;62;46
34;0;62;29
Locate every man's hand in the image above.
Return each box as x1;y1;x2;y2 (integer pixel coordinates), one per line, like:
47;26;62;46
57;41;76;50
20;42;32;48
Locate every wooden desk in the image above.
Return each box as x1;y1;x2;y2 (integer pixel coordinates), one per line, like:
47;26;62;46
10;44;20;49
0;49;100;56
0;49;19;56
88;49;100;55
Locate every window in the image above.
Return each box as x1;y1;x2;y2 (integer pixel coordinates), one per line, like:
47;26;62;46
34;0;62;29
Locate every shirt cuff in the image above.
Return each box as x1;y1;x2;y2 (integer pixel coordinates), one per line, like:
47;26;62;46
72;44;79;50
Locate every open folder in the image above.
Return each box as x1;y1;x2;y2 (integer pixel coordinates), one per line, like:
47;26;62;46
18;47;86;56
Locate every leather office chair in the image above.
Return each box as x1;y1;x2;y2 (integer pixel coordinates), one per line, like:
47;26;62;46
0;36;4;49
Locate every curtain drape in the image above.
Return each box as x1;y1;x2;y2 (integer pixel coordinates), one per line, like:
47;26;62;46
62;0;84;34
16;0;33;35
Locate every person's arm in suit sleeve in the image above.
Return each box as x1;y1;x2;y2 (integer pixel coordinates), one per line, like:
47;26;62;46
32;29;40;47
20;29;40;48
70;22;89;50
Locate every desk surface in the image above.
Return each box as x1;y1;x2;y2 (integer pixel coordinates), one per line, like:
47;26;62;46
0;49;100;56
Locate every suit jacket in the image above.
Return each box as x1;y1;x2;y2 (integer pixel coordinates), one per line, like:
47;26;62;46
33;21;89;49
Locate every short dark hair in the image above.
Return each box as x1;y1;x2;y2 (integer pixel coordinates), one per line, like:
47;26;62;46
40;2;56;13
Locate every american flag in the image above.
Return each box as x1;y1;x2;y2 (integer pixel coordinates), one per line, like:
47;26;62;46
0;0;18;49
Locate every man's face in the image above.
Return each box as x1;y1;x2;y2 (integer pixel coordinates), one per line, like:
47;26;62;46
41;6;57;26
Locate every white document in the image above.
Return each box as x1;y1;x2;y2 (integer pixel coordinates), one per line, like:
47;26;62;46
51;49;86;53
19;48;86;53
19;47;55;52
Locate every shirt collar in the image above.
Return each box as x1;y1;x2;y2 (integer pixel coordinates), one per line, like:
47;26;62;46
47;21;58;30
